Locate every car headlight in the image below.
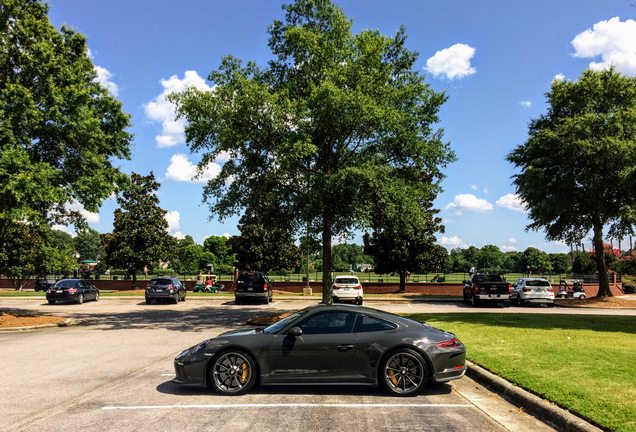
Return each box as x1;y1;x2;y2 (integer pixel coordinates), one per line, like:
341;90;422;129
191;339;212;354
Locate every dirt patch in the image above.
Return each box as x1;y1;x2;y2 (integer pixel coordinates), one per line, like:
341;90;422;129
556;296;636;308
0;311;67;328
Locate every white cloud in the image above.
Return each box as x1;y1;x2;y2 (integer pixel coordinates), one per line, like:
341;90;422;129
571;17;636;75
483;188;489;194
94;66;119;96
444;194;493;213
496;194;527;212
424;43;476;80
67;201;100;224
165;210;186;239
519;101;532;108
470;184;478;190
165;153;222;183
501;245;518;251
51;224;77;237
508;238;517;243
223;232;231;238
554;73;565;82
442;218;455;224
439;236;469;249
144;71;213;148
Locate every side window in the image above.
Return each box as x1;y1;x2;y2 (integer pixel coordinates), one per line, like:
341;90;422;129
355;315;397;332
298;312;356;335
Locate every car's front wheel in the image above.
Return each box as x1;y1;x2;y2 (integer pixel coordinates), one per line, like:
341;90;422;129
380;348;429;396
210;350;256;395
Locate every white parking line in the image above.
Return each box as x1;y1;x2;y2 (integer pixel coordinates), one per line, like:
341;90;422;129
0;300;16;304
268;301;279;308
407;304;412;308
160;374;176;376
103;403;475;410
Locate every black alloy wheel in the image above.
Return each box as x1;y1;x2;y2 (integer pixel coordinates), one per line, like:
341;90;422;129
210;350;256;395
380;348;429;396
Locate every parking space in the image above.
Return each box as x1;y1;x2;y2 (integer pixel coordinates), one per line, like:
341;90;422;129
0;300;559;431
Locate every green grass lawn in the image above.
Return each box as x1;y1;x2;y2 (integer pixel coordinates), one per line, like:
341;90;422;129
404;312;636;432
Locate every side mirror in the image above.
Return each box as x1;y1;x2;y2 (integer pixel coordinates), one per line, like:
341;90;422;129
287;327;302;338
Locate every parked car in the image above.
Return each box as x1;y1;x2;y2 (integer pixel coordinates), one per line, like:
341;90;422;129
332;276;363;305
46;279;99;304
234;272;272;304
463;273;511;307
145;277;186;304
34;277;56;292
173;304;466;396
511;278;555;307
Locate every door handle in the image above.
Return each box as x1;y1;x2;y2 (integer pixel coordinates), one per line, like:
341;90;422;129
337;344;354;351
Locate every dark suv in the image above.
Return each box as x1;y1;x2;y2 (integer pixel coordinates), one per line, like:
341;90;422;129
145;277;186;304
234;272;272;304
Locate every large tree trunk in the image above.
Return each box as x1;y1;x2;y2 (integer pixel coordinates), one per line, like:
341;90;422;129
11;272;30;291
321;215;333;305
399;271;406;293
131;271;137;290
593;224;613;297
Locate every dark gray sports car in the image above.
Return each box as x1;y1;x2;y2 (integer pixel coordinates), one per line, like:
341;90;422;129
174;304;466;396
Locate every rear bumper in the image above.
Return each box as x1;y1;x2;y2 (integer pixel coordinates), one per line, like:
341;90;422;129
145;292;179;299
476;294;510;301
235;291;268;299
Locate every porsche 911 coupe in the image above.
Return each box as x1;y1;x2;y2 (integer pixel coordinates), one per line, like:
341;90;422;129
174;304;466;396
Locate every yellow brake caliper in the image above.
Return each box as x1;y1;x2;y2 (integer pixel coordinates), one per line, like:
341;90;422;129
388;369;398;385
241;362;249;384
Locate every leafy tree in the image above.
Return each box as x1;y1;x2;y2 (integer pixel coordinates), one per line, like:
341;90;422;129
0;0;132;245
0;222;43;290
228;206;301;273
74;228;105;262
502;251;524;273
177;235;196;250
49;229;75;252
363;192;446;292
478;245;504;273
506;68;636;297
572;253;596;274
203;235;235;273
170;0;454;303
523;247;552;274
102;172;177;288
549;253;571;274
178;243;204;275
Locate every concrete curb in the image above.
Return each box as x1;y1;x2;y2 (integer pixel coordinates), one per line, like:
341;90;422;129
555;303;636;310
0;295;464;303
0;318;85;332
466;361;603;432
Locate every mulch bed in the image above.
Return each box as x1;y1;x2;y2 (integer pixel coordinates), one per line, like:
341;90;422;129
0;311;67;328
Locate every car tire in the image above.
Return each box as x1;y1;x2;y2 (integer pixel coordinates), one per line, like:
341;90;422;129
357;298;363;306
173;296;179;304
380;348;429;396
579;294;586;300
269;294;273;303
95;292;99;302
77;293;84;304
48;300;55;305
547;302;555;307
463;292;469;304
470;295;479;307
235;297;241;305
145;298;152;305
503;300;510;308
518;295;525;306
209;350;257;395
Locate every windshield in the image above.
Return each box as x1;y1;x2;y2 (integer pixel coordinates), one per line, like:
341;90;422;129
526;280;550;287
54;280;78;288
149;279;172;286
335;278;359;284
263;308;310;334
473;275;503;283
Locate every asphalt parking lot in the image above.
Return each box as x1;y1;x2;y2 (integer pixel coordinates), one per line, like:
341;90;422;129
1;297;609;431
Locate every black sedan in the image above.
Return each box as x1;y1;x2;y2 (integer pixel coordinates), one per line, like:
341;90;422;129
46;279;99;304
174;304;466;396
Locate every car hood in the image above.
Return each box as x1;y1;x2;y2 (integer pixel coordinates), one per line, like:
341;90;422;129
217;328;264;337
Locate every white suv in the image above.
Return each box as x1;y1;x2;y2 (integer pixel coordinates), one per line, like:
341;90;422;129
332;276;363;305
511;278;555;307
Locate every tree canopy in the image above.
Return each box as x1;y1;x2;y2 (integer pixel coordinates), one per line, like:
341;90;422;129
170;0;455;302
507;68;636;297
102;172;177;288
0;0;133;243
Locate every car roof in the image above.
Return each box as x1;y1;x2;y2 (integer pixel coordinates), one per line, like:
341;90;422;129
518;277;549;281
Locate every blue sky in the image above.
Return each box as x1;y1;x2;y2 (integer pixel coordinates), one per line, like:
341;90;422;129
46;0;635;253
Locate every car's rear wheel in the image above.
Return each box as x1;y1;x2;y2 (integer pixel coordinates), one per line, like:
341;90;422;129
173;296;179;304
235;297;241;305
95;292;99;302
48;300;55;305
547;302;555;307
210;350;256;395
517;295;525;306
503;300;510;307
77;293;84;304
471;295;479;307
579;294;586;300
357;298;363;306
380;348;429;396
145;298;152;305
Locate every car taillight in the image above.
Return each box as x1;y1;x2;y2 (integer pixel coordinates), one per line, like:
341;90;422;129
67;289;76;294
356;285;362;289
333;285;340;290
437;339;462;348
474;284;479;293
522;287;531;292
547;287;554;292
508;284;512;293
263;284;268;291
47;288;54;293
